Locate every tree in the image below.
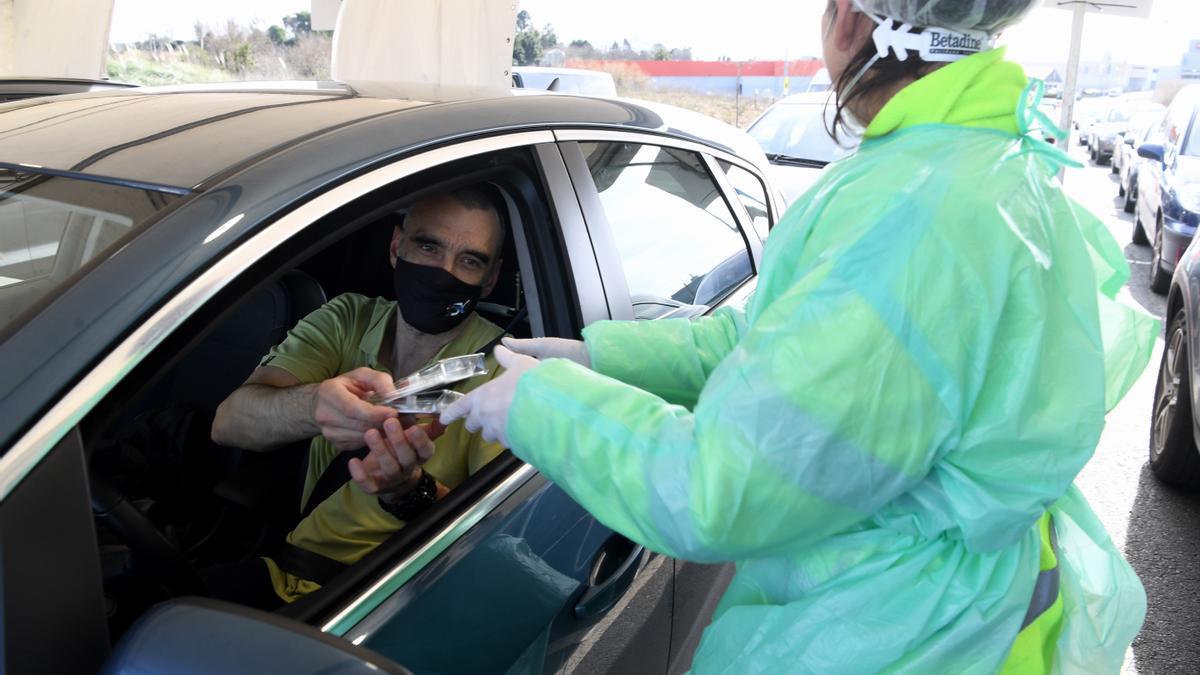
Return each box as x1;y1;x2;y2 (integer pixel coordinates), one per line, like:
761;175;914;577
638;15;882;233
539;24;558;50
267;25;288;45
516;10;533;32
512;10;543;66
283;11;312;38
569;39;592;49
652;43;669;61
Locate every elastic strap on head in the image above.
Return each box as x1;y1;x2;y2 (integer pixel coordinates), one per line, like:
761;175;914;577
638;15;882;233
850;0;995;64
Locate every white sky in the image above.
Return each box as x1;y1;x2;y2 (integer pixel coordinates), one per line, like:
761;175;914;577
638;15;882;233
110;0;1199;67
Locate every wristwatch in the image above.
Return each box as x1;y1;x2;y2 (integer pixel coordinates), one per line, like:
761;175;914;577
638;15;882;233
378;471;438;522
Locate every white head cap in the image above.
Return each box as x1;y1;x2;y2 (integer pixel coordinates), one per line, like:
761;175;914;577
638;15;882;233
852;0;1037;36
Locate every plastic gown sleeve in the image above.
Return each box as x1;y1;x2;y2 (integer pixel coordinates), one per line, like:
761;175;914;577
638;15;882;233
581;307;746;409
507;274;954;562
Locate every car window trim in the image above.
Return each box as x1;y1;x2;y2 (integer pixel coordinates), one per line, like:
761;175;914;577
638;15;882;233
0;131;557;503
555;127;781;237
703;153;765;262
323;462;539;637
556;140;635;321
553;129;768;181
532;143;610;327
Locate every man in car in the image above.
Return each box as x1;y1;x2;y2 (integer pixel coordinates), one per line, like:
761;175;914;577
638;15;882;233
210;188;507;607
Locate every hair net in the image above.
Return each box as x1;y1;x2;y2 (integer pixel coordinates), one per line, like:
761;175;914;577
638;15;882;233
853;0;1037;34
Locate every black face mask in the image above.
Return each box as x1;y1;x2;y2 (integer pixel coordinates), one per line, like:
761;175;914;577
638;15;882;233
393;257;483;334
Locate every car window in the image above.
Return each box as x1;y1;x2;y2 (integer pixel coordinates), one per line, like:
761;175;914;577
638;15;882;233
579;141;752;319
1185;110;1200;158
719;160;772;240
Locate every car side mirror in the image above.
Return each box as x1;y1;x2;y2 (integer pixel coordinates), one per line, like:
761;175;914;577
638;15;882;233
1125;136;1136;147
1139;143;1165;163
101;598;412;675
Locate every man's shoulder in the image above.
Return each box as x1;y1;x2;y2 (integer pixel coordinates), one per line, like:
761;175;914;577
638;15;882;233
323;292;394;314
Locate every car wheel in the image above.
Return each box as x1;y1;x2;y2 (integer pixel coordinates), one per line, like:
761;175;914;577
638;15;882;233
1133;210;1150;245
1150;220;1172;294
1150;308;1200;488
1123;183;1137;214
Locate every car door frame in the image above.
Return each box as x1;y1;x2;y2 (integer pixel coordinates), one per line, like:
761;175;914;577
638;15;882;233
0;130;616;670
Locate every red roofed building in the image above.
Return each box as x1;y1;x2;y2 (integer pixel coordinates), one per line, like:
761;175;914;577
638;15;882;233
568;58;826;97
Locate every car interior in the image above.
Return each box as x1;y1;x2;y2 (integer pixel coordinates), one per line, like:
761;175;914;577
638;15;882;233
76;146;577;641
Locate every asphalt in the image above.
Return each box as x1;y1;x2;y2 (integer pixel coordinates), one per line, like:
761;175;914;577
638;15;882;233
1062;140;1200;675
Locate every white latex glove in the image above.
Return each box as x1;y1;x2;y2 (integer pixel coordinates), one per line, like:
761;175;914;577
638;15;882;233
501;336;591;368
440;345;539;447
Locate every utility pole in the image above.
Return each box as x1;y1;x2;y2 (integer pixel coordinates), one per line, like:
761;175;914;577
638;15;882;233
1058;2;1086;135
735;60;742;127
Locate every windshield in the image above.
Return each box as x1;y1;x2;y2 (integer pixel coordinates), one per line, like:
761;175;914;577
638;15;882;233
1106;108;1132;123
514;70;616;96
747;101;857;164
0;169;177;334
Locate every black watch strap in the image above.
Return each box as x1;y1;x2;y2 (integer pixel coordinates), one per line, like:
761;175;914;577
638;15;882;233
378;471;438;522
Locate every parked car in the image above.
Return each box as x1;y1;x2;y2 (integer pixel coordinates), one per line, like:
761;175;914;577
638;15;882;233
1075;98;1113;146
1133;85;1200;293
0;76;133;102
1115;109;1167;213
745;92;859;205
1087;102;1164;165
1148;224;1200;489
511;66;617;96
0;82;781;674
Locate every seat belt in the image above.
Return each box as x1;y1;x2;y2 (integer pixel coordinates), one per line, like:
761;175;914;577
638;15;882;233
267;447;367;585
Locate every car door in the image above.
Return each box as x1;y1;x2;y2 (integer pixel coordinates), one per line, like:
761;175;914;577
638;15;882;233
553;133;772;673
0;132;673;674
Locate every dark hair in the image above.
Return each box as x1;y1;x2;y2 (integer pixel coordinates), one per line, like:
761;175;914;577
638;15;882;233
406;187;507;251
450;186;507;247
826;3;938;142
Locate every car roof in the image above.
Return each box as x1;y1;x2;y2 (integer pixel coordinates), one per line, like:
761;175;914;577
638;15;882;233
0;82;762;191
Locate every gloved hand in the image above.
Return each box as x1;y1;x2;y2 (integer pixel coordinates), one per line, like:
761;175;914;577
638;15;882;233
440;345;539;447
501;336;591;368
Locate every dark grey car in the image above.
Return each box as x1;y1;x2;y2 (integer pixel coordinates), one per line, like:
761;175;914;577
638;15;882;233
0;82;779;674
0;76;133;103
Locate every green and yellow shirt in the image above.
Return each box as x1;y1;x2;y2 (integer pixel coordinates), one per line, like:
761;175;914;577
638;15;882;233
259;293;505;601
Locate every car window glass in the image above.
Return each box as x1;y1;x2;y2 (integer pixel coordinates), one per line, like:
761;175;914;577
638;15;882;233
0;174;166;332
1186;112;1200;158
580;141;752;319
719;160;771;241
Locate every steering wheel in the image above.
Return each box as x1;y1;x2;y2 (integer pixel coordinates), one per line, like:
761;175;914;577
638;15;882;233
91;476;206;597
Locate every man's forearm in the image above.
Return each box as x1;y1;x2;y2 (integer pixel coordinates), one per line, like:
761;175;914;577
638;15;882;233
212;383;321;450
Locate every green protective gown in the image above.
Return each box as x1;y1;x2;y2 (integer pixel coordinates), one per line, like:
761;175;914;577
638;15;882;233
507;48;1156;674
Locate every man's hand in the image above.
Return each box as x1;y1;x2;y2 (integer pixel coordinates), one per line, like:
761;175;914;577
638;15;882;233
349;419;447;500
312;367;402;451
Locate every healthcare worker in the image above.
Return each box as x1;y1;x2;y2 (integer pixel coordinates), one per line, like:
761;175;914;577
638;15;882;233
443;0;1156;671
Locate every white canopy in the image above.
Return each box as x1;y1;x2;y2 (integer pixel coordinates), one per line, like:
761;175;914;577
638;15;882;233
332;0;517;99
0;0;116;78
